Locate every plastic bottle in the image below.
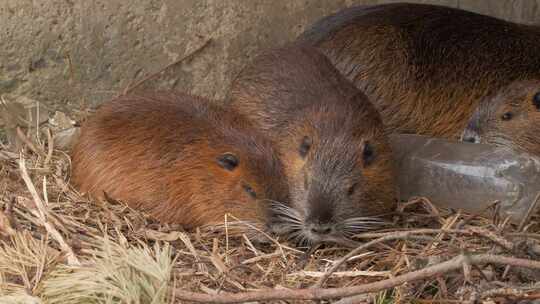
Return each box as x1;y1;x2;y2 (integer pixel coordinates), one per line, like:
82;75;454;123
389;134;540;223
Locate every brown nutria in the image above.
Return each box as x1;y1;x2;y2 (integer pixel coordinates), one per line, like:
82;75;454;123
297;3;540;139
71;92;290;231
227;45;397;245
461;80;540;155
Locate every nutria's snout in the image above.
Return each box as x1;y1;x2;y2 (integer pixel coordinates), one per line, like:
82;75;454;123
307;222;334;235
267;199;389;246
461;114;482;144
461;129;481;143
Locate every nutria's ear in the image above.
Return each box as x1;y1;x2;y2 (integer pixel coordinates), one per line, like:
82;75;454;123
217;153;239;171
299;136;312;158
532;92;540;110
362;141;375;166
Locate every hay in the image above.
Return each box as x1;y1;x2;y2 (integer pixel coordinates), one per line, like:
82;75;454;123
41;234;174;304
1;99;540;303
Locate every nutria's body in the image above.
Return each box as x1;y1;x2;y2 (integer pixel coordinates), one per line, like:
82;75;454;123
462;80;540;155
297;3;540;139
227;45;396;245
71;92;290;230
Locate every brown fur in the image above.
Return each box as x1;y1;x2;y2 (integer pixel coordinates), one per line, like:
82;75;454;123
71;92;290;229
297;3;540;139
462;80;540;155
227;45;397;244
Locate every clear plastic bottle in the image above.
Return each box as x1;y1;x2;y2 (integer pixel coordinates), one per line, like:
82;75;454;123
390;134;540;223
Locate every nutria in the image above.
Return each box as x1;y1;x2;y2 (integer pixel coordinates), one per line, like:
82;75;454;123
461;80;540;155
227;45;397;245
297;3;540;139
71;92;290;231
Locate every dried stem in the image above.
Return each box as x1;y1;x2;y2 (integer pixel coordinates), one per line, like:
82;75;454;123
44;128;54;165
18;156;80;266
174;254;540;303
312;231;436;288
16;127;46;157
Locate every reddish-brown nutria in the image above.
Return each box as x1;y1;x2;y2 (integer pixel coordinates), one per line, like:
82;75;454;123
461;80;540;155
297;3;540;139
71;92;290;231
227;45;397;245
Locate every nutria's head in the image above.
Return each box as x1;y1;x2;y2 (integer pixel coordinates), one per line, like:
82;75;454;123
210;134;291;224
267;98;397;246
71;94;291;234
461;80;540;155
227;45;397;245
161;112;292;231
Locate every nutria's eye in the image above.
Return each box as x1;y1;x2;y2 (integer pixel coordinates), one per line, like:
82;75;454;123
501;112;513;121
217;153;239;171
532;92;540;110
299;136;312;158
347;183;358;196
362;141;375;166
243;183;257;199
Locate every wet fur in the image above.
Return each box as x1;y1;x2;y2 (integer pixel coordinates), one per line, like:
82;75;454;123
297;3;540;139
71;92;290;229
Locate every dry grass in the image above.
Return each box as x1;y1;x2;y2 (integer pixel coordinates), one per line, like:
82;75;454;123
1;101;540;303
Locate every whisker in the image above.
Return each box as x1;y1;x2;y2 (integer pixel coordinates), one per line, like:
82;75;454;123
343;223;385;227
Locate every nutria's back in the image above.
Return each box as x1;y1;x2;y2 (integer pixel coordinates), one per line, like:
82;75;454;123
228;45;397;245
298;3;540;138
462;80;540;156
71;92;290;229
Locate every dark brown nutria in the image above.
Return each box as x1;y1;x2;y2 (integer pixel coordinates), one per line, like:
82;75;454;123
461;80;540;155
297;3;540;139
71;92;290;232
227;45;397;245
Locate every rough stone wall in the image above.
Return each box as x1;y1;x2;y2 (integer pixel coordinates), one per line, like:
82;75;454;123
1;0;539;110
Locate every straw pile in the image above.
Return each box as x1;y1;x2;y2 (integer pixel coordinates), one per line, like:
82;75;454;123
1;96;540;304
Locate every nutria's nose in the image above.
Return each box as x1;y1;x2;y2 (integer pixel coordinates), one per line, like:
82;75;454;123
462;136;477;143
460;128;480;144
309;224;334;235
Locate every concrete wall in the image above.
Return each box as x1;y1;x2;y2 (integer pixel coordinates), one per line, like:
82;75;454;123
1;0;540;110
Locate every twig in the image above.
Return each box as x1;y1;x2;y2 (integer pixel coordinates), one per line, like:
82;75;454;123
503;191;540;279
422;212;461;255
289;269;390;278
16;127;46;157
507;232;540;239
316;231;457;288
468;226;514;251
352;229;470;239
122;38;212;95
241;252;282;265
177;231;207;274
455;201;499;229
18;156;80;266
355;227;515;250
44;127;54;165
173;254;540;303
518;191;540;232
480;286;540;299
319;227;521;288
0;209;16;236
0;150;19;160
226;214;303;256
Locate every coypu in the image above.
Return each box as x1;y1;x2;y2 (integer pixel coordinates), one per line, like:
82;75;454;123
461;80;540;155
297;3;540;139
71;92;290;231
227;45;397;245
